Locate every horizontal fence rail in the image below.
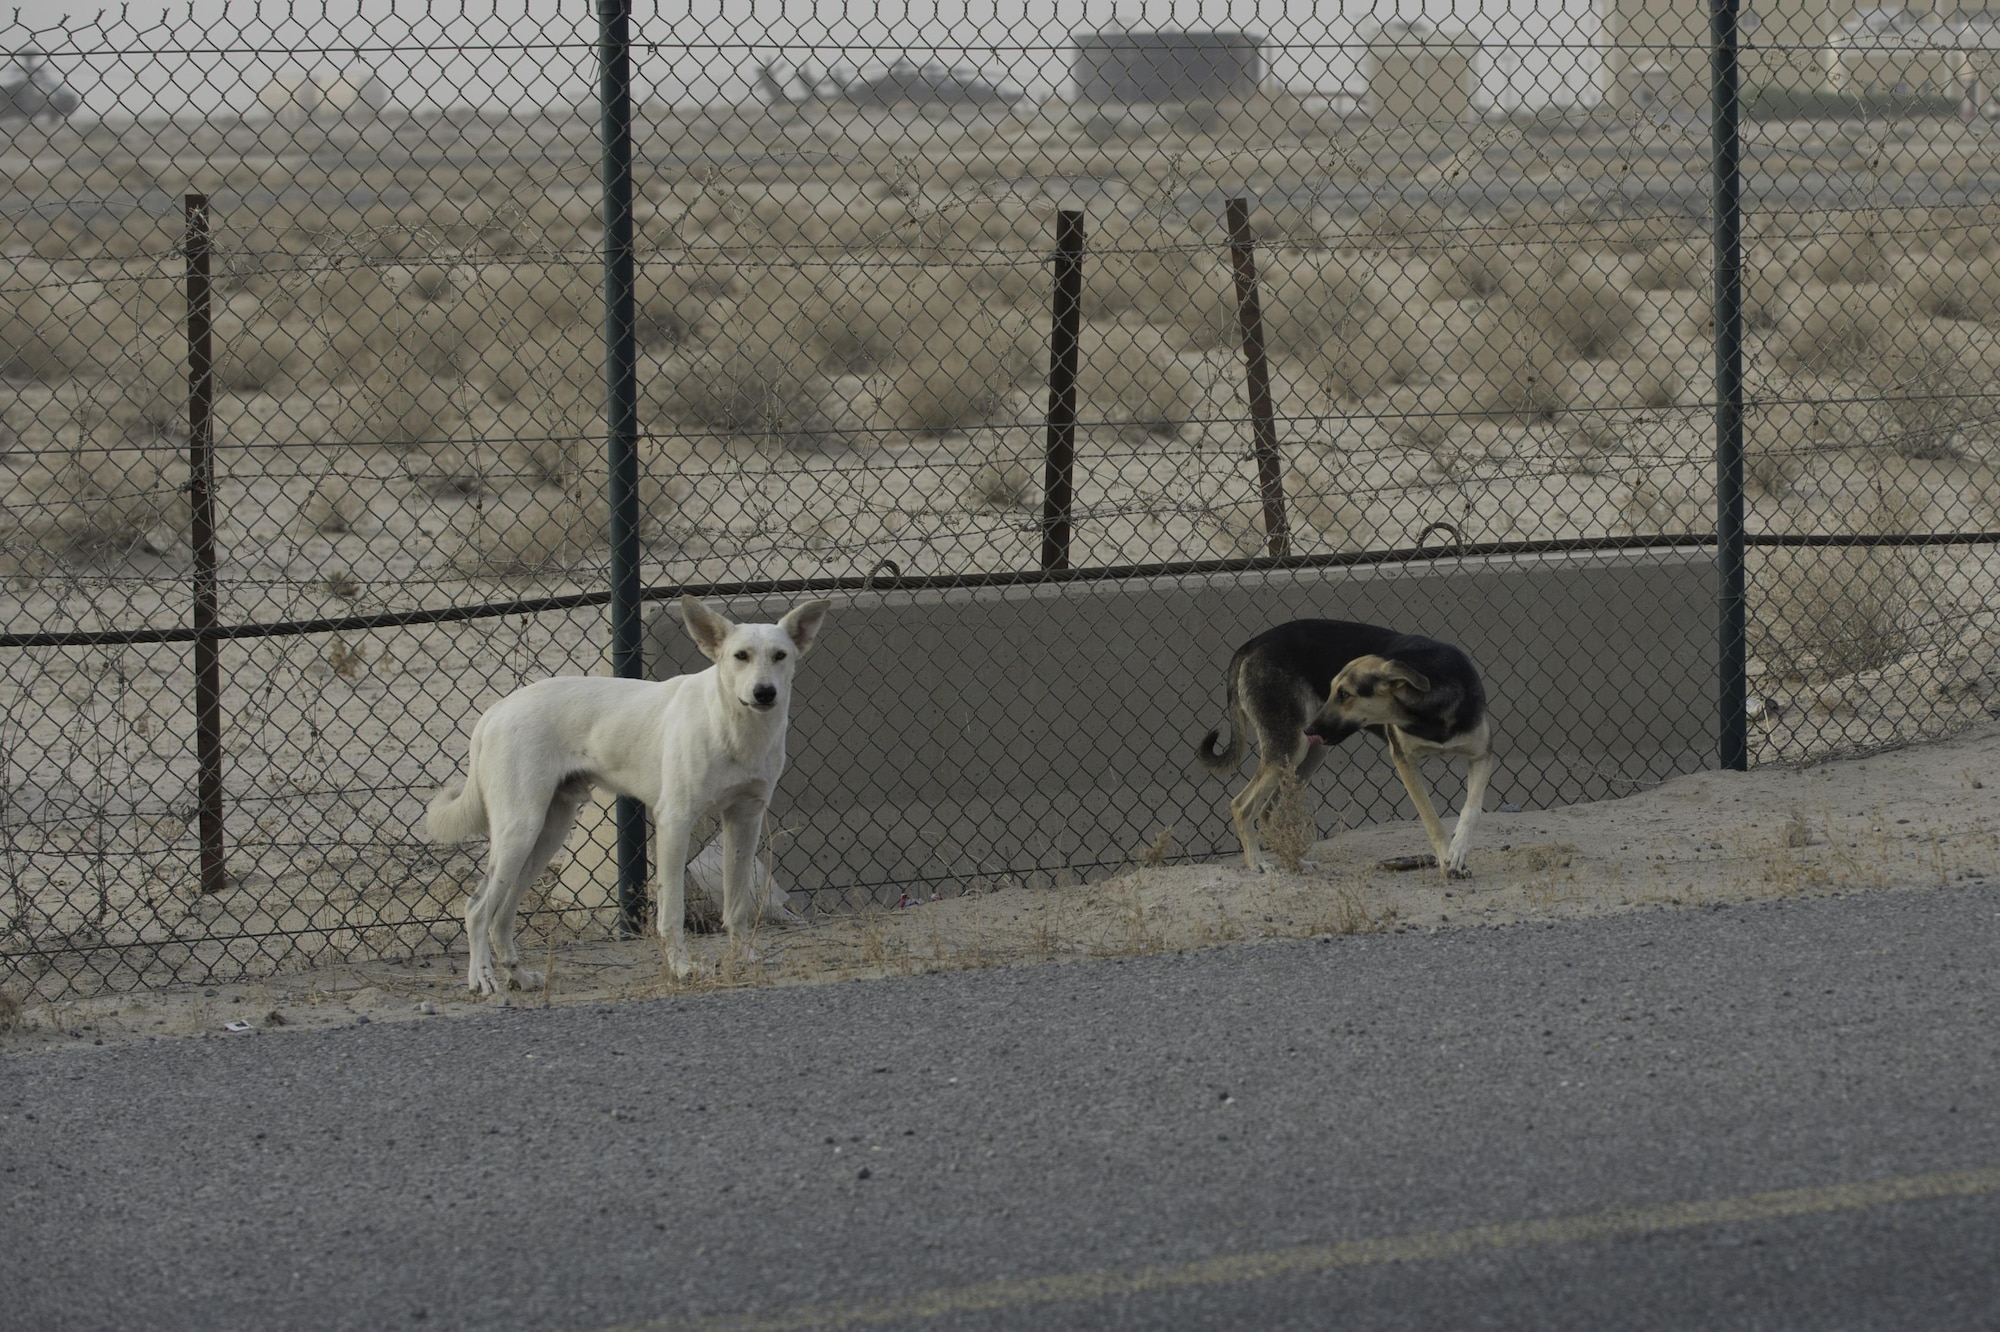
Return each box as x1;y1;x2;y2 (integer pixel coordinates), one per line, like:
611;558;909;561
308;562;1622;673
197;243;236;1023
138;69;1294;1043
3;1;1999;998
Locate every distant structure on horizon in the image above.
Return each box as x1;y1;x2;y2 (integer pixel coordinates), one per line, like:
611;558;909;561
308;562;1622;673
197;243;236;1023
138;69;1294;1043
0;50;79;123
256;65;392;125
753;58;1020;109
1070;27;1263;103
1598;0;1992;115
1364;20;1478;124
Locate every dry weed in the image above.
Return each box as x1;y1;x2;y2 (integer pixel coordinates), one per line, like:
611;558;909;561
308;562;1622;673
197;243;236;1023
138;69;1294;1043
1773;282;1898;375
1076;321;1201;434
1258;771;1317;874
1749;486;1922;682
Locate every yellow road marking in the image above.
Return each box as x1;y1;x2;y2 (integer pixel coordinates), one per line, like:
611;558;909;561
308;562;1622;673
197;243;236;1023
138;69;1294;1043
606;1166;2000;1332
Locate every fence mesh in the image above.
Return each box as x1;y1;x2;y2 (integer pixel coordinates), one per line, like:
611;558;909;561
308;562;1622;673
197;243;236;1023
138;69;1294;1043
2;1;1996;999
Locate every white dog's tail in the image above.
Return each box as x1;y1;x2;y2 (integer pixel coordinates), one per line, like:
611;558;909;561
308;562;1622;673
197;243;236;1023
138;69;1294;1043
425;774;487;844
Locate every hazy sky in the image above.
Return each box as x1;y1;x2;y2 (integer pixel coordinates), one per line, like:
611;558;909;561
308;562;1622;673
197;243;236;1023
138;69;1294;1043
0;0;1602;114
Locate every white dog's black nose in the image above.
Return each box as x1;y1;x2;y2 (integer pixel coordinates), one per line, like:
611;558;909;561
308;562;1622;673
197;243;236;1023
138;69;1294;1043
752;684;778;707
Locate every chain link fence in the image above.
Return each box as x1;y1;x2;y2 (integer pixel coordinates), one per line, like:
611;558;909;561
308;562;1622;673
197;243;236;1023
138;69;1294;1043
2;1;1996;999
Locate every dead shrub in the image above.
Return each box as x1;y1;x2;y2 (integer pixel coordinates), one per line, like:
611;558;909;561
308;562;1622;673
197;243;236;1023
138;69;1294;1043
1503;250;1642;358
1745;400;1816;497
1749;489;1922;681
1080;221;1199;324
1203;501;1268;558
1897;250;2000;322
1789;211;1885;285
1631;236;1710;292
1773;282;1899;376
5;432;192;556
971;456;1035;508
1285;456;1374;550
1461;301;1571;419
349;362;461;448
879;311;1028;435
1867;328;1991;461
1429;233;1515;299
1075;321;1202;435
650;308;830;443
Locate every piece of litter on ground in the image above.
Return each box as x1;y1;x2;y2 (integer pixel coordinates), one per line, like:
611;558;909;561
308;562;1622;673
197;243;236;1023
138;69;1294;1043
221;1020;253;1033
418;1001;438;1015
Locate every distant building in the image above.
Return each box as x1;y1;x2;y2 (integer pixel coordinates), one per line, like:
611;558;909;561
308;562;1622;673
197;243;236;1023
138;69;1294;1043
1070;28;1263;104
1365;21;1478;125
755;58;1019;109
1601;0;1856;116
256;65;390;125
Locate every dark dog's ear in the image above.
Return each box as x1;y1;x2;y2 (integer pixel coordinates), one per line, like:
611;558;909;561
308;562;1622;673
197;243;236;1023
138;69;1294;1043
779;598;831;658
1381;661;1431;695
681;595;733;662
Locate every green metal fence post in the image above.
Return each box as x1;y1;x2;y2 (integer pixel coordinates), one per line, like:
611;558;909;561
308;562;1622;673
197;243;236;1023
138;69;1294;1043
1711;0;1749;772
599;0;647;931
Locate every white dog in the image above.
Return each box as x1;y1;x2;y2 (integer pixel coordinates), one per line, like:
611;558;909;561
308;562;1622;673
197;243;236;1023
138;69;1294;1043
427;595;831;994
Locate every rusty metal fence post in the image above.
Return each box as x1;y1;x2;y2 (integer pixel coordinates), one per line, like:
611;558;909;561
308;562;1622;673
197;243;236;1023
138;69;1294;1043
1041;210;1084;572
1225;197;1289;559
183;193;227;899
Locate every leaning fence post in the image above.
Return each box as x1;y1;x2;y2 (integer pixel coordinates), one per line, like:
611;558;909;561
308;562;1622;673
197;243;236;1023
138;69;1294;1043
184;194;227;898
598;0;647;931
1041;210;1084;572
1710;0;1749;771
1224;197;1289;559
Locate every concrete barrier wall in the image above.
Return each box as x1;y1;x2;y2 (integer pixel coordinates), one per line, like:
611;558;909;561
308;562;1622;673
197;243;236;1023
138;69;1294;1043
613;548;1719;908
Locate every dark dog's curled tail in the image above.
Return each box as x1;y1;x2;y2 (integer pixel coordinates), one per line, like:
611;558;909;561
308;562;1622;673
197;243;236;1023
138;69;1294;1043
1197;681;1245;773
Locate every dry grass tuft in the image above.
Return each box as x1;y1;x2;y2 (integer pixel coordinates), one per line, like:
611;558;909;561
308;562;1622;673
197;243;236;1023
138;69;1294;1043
1749;486;1923;682
444;486;605;577
1257;771;1317;874
1137;825;1177;868
970;456;1035;508
1744;401;1816;498
296;473;369;535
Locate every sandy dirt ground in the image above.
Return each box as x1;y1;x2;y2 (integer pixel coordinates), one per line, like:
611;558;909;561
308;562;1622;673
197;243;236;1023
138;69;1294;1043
5;720;1994;1055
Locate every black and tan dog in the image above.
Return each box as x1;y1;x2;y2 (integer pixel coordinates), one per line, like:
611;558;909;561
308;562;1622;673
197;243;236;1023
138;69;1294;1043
1197;619;1494;876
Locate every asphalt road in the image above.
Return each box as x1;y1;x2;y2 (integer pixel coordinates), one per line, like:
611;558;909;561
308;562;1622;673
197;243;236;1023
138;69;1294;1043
5;884;1998;1332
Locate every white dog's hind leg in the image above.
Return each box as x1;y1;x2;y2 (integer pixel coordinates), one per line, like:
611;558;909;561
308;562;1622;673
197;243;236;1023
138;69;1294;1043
465;818;546;995
464;876;503;996
490;787;587;992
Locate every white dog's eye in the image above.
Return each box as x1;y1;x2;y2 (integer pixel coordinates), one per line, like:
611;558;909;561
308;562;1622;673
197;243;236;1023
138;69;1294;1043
733;650;750;661
773;650;787;661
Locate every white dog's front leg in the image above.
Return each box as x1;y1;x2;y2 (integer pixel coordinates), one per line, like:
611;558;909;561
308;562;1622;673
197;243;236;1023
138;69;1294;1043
718;796;767;955
655;808;696;980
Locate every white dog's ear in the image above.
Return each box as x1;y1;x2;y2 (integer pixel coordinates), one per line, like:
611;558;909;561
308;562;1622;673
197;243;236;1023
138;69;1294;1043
779;599;831;658
681;596;733;662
